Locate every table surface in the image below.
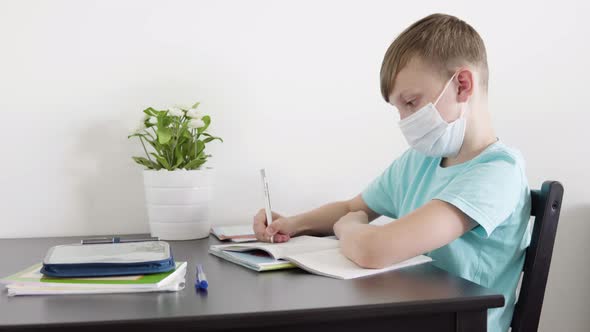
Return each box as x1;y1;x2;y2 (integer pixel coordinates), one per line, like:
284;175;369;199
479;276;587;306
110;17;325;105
0;234;504;329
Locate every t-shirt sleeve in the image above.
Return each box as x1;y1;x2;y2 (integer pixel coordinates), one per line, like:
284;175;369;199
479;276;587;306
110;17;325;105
361;159;400;219
434;155;523;238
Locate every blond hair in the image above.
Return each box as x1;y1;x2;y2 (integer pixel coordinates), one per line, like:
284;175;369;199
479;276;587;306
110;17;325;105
380;13;489;102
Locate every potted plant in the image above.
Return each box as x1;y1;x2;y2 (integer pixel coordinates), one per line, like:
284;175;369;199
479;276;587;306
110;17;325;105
128;102;223;240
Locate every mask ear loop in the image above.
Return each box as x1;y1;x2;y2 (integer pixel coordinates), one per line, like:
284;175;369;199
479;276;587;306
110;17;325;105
434;72;458;107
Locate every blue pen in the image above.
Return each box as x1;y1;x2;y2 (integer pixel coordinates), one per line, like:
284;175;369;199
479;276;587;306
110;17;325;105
196;264;208;290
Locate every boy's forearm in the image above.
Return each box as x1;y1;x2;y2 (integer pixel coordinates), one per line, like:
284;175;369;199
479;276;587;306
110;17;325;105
290;201;351;236
338;223;382;268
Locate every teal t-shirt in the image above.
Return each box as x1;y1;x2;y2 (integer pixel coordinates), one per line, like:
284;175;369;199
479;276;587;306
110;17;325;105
361;140;531;332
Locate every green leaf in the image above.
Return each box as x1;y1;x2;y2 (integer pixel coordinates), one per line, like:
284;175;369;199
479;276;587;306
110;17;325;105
187;140;195;159
160;116;173;128
174;145;184;168
179;141;187;160
143;107;158;117
203;136;223;143
191;101;201;109
197;115;211;134
174;125;188;141
196;140;205;154
146;139;162;155
132;156;161;170
173;157;184;169
153;154;171;170
157;127;172;144
185;139;205;160
200;133;223;141
184;158;206;170
127;132;149;139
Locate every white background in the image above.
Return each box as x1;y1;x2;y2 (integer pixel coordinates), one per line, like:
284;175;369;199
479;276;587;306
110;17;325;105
0;1;588;330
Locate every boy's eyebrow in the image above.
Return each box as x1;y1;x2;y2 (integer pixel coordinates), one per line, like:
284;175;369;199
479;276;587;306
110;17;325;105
398;89;420;101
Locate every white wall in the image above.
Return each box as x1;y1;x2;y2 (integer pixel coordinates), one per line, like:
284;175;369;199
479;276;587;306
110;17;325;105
0;0;588;330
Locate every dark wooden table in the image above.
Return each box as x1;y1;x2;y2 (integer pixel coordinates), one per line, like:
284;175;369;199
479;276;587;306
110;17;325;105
0;235;504;331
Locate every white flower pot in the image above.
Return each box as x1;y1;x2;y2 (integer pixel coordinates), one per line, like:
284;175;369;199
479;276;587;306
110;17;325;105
142;168;214;240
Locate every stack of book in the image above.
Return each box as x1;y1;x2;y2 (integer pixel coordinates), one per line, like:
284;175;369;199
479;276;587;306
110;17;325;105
1;261;187;296
1;239;187;296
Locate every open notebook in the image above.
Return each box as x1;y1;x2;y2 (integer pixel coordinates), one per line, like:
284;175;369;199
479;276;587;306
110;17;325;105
209;236;432;280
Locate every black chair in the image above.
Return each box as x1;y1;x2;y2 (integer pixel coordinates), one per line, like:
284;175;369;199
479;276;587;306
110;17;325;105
511;181;564;332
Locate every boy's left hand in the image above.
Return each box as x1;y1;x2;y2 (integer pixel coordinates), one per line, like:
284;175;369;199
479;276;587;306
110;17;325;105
333;211;369;239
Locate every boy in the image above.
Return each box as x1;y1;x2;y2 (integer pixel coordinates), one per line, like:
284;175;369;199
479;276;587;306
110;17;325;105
252;13;530;332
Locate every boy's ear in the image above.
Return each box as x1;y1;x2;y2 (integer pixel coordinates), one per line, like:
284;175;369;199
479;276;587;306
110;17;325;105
455;69;474;102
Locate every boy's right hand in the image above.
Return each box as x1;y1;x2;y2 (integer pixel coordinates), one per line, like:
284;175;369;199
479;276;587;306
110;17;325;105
253;209;297;243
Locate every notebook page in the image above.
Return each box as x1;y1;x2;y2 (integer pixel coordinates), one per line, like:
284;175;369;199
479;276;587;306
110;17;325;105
210;236;339;259
286;248;432;279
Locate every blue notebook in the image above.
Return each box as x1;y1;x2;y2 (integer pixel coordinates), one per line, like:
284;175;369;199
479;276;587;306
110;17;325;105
41;241;175;277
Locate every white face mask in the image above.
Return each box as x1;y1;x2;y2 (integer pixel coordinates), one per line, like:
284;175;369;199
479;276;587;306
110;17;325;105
398;73;467;158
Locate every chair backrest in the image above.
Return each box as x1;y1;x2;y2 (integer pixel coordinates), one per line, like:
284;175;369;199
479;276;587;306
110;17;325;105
511;181;564;332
